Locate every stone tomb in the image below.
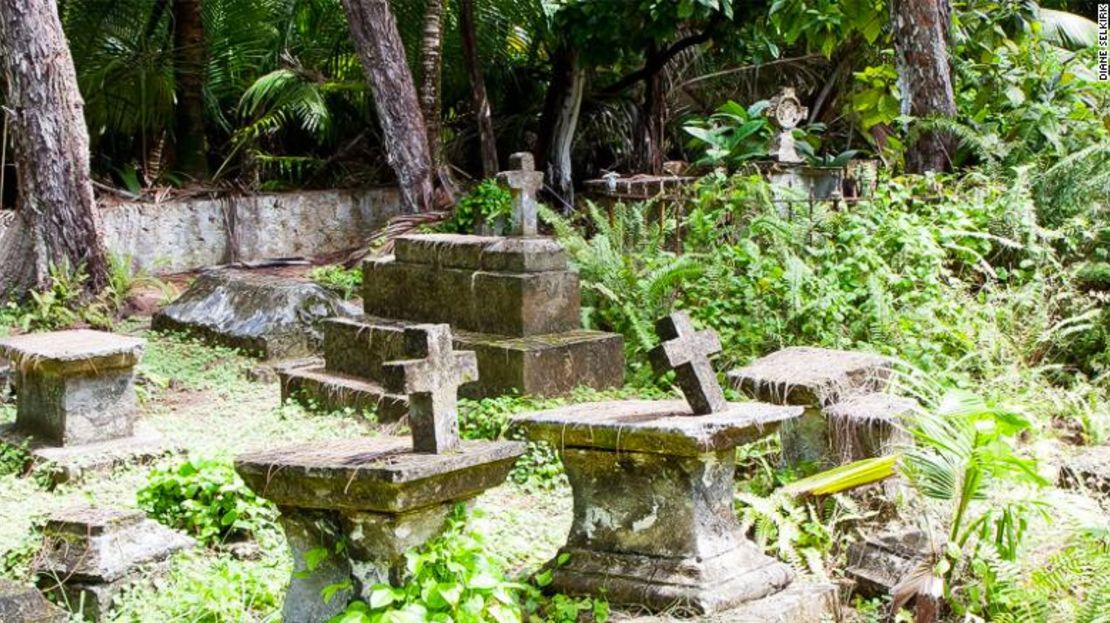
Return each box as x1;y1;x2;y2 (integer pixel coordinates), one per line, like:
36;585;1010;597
238;324;525;623
0;330;167;483
513;312;836;616
728;347;904;467
34;507;194;621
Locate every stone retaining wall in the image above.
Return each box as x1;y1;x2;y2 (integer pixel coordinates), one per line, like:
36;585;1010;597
0;188;402;275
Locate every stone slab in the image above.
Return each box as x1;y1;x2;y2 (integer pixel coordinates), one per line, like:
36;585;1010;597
0;330;144;376
1;423;175;485
321;317;411;381
613;581;838;622
279;365;409;422
1060;444;1110;498
362;258;581;337
512;399;801;456
846;527;936;597
0;580;67;623
235;437;525;513
36;507;195;583
393;234;568;273
728;347;894;407
826;393;917;463
153;270;359;359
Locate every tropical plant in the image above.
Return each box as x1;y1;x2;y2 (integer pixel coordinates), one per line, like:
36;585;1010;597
682;99;772;167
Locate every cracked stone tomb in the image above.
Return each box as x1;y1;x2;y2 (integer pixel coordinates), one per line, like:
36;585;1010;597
236;323;525;623
511;312;837;619
728;346;913;468
0;330;168;483
281;153;624;414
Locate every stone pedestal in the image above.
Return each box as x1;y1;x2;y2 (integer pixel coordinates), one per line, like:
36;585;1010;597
846;527;938;598
826;393;916;464
236;437;525;623
514;399;804;614
0;331;168;483
0;580;68;623
728;347;895;467
34;507;194;621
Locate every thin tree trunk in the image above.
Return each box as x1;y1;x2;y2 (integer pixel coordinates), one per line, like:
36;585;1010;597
340;0;437;213
0;0;109;296
892;0;957;173
634;45;666;175
537;46;585;212
458;0;499;177
419;0;445;166
172;0;210;180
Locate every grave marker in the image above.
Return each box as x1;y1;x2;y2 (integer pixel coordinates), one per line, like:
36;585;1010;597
497;152;544;237
649;311;728;414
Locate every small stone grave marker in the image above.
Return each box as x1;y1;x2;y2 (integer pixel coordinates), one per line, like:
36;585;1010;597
497;152;544;237
649;311;728;414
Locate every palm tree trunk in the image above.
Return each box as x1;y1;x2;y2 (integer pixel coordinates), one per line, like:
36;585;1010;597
892;0;957;173
537;46;585;212
0;0;109;296
340;0;437;213
172;0;210;180
419;0;445;166
459;0;499;177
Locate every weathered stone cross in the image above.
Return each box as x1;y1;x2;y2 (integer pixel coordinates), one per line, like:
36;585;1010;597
382;325;479;453
649;311;729;415
497;152;544;237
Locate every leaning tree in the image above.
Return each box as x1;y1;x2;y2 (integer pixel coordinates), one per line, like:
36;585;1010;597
0;0;109;296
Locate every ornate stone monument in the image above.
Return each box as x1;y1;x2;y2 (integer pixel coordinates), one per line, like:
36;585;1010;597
237;323;525;623
0;330;169;483
768;87;808;164
763;87;845;203
281;154;624;413
512;312;836;616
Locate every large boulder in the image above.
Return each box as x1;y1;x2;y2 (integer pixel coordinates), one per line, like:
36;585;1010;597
153;269;358;359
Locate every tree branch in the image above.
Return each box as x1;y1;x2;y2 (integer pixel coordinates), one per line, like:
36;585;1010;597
602;25;718;96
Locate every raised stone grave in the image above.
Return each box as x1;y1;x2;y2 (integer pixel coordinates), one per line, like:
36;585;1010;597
0;580;67;623
238;324;526;623
512;312;836;617
0;330;169;483
728;347;898;467
153;269;359;360
281;155;623;410
35;507;194;621
827;393;916;464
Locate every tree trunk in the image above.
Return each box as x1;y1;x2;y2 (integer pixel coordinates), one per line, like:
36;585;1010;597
537;46;585;212
634;45;666;175
340;0;437;213
892;0;957;173
0;0;109;297
172;0;210;180
458;0;499;177
418;0;445;166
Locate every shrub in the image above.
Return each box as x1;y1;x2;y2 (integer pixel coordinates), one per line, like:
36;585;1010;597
310;264;363;300
441;179;512;235
137;457;275;546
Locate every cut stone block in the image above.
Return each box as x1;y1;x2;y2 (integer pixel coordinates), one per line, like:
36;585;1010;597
846;527;936;597
279;365;408;422
728;347;895;467
1;423;173;486
0;580;68;623
363;257;581;337
393;234;568;273
0;330;144;446
1060;445;1110;498
236;437;525;623
513;400;802;614
827;393;917;463
35;507;194;621
153;269;359;359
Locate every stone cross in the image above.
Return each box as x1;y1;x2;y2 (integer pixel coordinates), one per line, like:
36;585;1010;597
497;152;544;237
649;311;728;415
768;87;808;164
382;325;479;453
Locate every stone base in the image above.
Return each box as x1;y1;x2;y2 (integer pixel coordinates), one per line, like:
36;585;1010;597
0;580;68;623
716;581;839;623
455;329;624;398
39;569;167;622
846;527;935;597
279;365;408;422
551;543;794;614
1;424;175;485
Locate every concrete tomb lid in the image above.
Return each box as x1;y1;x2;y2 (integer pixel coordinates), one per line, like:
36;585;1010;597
513;399;801;456
825;392;919;423
392;233;567;273
0;330;144;374
728;346;894;407
235;437;525;513
649;311;728;415
0;579;68;623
